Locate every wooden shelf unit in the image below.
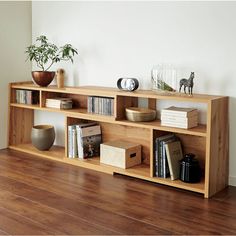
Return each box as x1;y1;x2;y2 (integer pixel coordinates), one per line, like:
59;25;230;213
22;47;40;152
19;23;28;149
8;81;229;198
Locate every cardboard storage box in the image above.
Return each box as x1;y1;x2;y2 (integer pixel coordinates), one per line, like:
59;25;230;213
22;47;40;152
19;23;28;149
100;140;141;169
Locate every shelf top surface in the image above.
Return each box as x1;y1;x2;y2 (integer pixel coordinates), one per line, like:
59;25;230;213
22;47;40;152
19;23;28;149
11;81;226;102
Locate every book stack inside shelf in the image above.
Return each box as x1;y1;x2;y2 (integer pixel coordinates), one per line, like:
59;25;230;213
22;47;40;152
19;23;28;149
87;96;114;116
68;122;102;159
16;90;39;105
161;106;198;129
154;133;183;180
46;98;73;109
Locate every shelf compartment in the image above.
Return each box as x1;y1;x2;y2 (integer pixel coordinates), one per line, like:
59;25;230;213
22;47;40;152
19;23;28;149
10;87;40;105
66;117;151;164
41;91;87;109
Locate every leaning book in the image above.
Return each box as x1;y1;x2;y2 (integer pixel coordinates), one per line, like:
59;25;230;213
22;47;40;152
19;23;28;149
165;140;183;180
76;123;102;159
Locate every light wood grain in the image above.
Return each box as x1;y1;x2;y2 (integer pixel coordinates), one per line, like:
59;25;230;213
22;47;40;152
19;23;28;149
8;81;229;198
9;107;33;146
11;82;223;102
206;97;229;197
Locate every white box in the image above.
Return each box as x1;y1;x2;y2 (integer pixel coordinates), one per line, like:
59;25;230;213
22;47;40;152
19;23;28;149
100;140;141;169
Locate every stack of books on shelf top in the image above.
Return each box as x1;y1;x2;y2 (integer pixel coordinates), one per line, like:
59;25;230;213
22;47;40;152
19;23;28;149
154;133;183;180
46;98;73;109
68;122;102;159
88;96;114;116
161;106;198;129
16;89;39;105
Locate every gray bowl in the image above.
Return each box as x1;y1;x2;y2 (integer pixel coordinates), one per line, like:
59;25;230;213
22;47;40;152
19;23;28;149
31;125;55;151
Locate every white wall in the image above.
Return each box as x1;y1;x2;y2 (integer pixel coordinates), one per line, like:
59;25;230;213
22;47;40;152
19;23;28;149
32;1;236;185
0;1;32;149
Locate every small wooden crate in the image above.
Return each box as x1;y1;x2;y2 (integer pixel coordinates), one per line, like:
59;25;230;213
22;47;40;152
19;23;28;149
100;140;141;169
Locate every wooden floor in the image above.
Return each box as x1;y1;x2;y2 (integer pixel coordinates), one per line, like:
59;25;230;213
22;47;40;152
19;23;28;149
0;149;235;235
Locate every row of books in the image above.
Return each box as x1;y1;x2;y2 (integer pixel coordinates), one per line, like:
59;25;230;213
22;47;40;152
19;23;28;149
16;89;39;105
46;98;73;109
87;96;114;116
68;122;102;159
161;106;198;129
154;133;183;180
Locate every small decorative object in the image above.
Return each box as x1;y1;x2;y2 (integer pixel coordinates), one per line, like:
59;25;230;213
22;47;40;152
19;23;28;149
31;125;55;151
179;72;194;95
151;64;177;93
56;68;65;88
180;153;201;183
117;78;139;91
100;140;141;169
126;107;156;122
25;35;78;87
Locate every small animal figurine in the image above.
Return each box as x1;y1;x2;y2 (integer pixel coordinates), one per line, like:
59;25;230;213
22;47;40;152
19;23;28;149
179;72;194;95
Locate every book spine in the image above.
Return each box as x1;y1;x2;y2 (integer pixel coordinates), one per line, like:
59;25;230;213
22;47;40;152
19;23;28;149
76;126;84;159
68;125;74;158
155;138;159;177
72;127;78;158
16;90;20;103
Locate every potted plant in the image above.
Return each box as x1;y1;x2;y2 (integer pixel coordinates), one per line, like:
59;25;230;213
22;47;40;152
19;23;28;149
25;35;78;87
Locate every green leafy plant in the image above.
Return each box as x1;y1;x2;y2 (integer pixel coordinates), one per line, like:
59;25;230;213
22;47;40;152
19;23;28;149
25;35;78;71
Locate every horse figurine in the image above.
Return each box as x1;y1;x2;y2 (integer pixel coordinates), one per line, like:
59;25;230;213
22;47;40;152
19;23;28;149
179;72;194;95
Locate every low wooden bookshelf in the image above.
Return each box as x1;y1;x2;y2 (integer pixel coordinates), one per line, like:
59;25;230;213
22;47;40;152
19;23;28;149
8;81;229;198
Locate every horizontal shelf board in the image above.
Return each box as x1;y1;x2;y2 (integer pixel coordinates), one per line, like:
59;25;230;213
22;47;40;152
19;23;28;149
9;143;204;194
9;144;65;160
114;169;205;194
11;82;225;102
10;103;206;136
152;177;205;194
116;119;207;137
10;104;115;122
10;103;40;109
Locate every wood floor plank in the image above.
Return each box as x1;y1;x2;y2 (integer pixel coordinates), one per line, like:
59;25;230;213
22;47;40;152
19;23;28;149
0;190;119;235
0;206;56;235
0;149;235;235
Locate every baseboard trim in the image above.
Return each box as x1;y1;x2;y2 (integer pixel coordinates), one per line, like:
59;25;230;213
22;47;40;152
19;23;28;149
229;176;236;186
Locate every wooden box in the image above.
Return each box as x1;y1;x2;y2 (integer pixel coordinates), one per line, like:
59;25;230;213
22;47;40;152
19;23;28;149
100;140;141;169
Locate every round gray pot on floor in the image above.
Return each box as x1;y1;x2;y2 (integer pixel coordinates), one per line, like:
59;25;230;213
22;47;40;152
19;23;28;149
31;125;55;151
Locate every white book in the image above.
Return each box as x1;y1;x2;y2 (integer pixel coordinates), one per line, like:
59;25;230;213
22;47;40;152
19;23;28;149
161;106;198;118
68;125;77;158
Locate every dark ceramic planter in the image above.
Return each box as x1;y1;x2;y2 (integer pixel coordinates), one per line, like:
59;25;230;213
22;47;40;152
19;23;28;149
32;71;55;87
31;125;55;151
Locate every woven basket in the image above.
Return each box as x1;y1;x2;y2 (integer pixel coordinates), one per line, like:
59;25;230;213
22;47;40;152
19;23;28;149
125;107;156;122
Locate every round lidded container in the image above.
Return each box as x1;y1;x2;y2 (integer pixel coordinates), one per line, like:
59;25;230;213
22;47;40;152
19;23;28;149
180;153;201;183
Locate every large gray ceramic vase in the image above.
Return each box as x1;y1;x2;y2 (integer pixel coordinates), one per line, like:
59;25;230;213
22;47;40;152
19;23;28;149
31;125;55;151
